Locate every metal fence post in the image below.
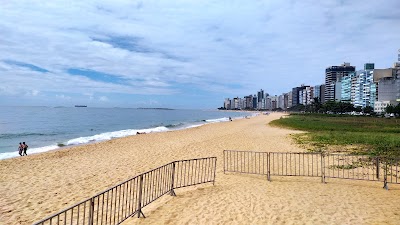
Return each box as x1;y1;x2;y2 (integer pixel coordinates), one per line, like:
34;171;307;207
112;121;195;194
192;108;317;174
213;158;217;185
170;162;177;196
376;157;380;180
223;151;226;174
137;174;146;218
267;152;271;182
88;198;94;225
321;153;325;183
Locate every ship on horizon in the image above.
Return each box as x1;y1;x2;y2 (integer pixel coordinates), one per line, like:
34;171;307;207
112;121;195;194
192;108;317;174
75;105;87;107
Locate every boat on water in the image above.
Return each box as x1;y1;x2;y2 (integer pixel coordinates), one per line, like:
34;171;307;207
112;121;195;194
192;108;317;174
75;105;87;107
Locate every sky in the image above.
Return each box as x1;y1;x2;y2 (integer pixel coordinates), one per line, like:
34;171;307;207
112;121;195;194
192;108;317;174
0;0;399;109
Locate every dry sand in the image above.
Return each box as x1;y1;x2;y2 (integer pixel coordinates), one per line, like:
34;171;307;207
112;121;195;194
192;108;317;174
0;112;399;225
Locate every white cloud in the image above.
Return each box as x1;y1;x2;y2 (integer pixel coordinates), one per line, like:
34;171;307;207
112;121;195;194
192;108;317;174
0;0;399;107
99;96;109;102
24;90;39;97
56;94;71;100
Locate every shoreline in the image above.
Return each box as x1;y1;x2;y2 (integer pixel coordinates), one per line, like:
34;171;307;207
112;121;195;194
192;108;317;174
0;113;255;161
1;112;399;225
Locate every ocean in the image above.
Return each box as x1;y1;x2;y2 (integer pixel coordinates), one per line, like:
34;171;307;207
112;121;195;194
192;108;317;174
0;106;253;160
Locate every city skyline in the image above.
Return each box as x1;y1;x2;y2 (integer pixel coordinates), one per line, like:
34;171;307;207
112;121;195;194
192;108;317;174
1;1;400;109
223;61;399;112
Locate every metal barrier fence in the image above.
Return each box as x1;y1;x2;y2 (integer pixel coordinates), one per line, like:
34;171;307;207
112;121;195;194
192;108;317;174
34;157;217;225
224;150;399;188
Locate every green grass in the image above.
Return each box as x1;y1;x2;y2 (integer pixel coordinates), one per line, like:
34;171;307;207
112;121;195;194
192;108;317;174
270;114;400;157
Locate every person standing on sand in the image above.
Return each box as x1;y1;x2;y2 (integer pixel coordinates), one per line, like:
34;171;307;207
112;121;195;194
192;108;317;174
22;142;28;156
18;142;23;156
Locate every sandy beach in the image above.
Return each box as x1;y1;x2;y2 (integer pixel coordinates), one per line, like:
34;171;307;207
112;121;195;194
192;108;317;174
1;112;399;225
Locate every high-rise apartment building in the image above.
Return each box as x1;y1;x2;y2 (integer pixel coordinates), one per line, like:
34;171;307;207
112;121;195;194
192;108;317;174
257;89;264;109
325;63;356;102
270;95;278;109
278;94;285;109
314;85;321;101
283;93;289;109
340;64;376;108
291;87;300;106
374;59;400;113
340;72;356;102
287;91;293;108
291;85;308;106
233;97;240;109
252;95;257;109
224;98;231;109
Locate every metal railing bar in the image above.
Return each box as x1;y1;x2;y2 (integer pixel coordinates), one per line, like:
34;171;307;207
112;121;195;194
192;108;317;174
35;158;217;225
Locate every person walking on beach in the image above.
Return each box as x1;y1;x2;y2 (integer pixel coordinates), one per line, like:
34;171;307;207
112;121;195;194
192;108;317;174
22;142;28;156
18;142;23;156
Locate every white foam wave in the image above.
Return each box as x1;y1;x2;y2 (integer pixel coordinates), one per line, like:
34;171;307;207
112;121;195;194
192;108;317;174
0;145;59;160
0;114;250;160
184;124;204;129
205;117;230;123
66;126;169;145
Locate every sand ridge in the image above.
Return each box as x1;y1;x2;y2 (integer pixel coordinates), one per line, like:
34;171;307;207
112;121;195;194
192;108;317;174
0;113;399;224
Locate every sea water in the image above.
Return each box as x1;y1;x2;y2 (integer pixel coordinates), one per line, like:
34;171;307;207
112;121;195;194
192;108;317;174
0;106;253;160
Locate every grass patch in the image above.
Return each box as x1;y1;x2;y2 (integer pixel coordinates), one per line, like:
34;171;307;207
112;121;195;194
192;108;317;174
329;164;359;170
270;114;400;157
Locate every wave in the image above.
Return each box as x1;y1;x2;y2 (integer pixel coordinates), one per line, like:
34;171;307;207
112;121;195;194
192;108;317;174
165;123;185;128
204;117;230;123
65;126;169;146
0;145;59;160
0;115;242;160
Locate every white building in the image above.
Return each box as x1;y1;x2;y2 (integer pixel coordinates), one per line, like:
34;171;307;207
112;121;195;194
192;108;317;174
374;100;397;114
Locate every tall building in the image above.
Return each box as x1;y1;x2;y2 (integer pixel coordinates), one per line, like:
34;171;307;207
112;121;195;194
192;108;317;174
283;93;289;109
340;72;356;102
244;95;254;109
270;95;278;109
314;85;321;101
320;85;326;103
278;94;285;109
340;64;376;108
291;85;307;106
257;89;264;109
224;98;231;109
377;74;400;102
287;91;293;108
265;96;272;110
291;87;300;106
233;97;240;109
297;86;313;105
375;75;400;114
252;95;257;109
325;63;356;102
374;56;400;113
305;86;314;105
335;81;342;102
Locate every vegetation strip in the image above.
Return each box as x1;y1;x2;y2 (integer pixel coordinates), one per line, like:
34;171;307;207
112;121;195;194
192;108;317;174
270;114;400;157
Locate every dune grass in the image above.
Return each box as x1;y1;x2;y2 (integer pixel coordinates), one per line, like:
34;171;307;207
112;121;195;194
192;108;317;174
270;114;400;157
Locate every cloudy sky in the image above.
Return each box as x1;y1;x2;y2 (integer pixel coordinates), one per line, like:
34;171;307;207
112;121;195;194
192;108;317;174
1;0;399;109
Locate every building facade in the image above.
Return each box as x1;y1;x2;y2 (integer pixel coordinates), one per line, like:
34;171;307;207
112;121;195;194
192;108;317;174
325;63;356;102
